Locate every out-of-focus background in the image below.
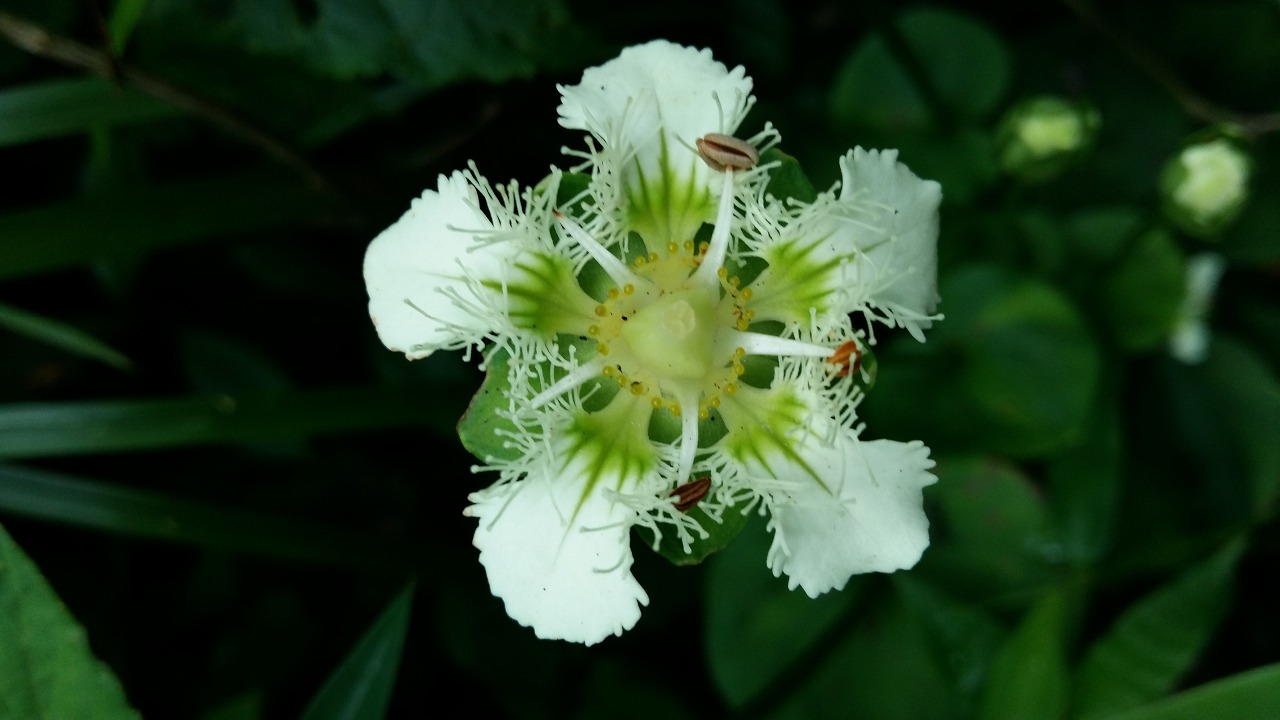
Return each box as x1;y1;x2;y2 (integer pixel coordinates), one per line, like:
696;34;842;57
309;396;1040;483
1;0;1277;717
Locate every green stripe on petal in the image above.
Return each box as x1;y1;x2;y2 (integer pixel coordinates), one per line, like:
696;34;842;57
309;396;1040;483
626;135;716;246
484;251;598;337
561;393;659;519
746;237;844;323
719;383;830;493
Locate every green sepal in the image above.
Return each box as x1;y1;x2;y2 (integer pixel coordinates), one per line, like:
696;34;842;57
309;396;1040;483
456;348;524;464
647;498;754;566
760;147;817;204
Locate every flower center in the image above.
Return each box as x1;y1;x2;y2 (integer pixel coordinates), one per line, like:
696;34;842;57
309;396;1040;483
620;288;716;381
580;236;755;420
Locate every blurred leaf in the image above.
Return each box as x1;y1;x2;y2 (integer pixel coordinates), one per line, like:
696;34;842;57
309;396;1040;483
0;169;332;280
770;587;958;720
300;582;413;720
0;464;403;568
1165;337;1280;516
1097;662;1280;720
574;660;698;720
107;0;151;55
1044;391;1122;566
1066;207;1146;265
1075;538;1245;719
958;268;1101;455
725;0;789;81
895;575;1006;706
0;385;459;459
457;348;523;464
895;7;1012;121
976;591;1071;720
1102;229;1186;352
201;691;264;720
897;128;999;206
182;330;292;396
1222;187;1280;266
866;265;1102;457
0;301;132;370
830;31;931;132
0;522;141;720
229;0;575;85
705;518;861;709
919;457;1055;604
0;77;177;148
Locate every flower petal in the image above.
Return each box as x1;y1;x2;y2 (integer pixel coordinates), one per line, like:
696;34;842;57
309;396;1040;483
764;435;936;597
746;148;940;340
364;172;513;359
835;148;942;340
557;40;754;244
467;462;649;646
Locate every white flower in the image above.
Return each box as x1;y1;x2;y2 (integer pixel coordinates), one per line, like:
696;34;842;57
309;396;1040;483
365;40;942;644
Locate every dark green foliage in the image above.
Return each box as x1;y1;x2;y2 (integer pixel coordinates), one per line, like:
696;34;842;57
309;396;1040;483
0;1;1277;718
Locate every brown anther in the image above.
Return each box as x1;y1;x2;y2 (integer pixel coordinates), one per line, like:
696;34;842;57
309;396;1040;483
670;476;712;512
696;133;760;172
826;340;862;378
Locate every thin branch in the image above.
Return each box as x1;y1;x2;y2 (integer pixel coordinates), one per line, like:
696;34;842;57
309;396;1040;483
0;10;340;195
1059;0;1280;138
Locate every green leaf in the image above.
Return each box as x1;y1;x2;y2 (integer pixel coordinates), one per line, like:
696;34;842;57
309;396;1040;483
1044;396;1122;565
918;457;1054;604
574;660;699;720
1066;207;1146;264
1097;663;1280;720
181;330;292;396
0;522;141;720
230;0;573;86
705;518;861;709
865;265;1102;458
0;464;411;568
1074;539;1245;719
456;348;523;464
959;269;1101;455
107;0;151;55
0;169;331;280
896;8;1012;121
0;77;177;148
1102;229;1186;352
895;575;1006;706
300;582;414;720
976;591;1072;720
769;588;959;720
0;302;132;370
829;32;932;132
1199;339;1280;514
0;385;461;459
1157;337;1280;519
